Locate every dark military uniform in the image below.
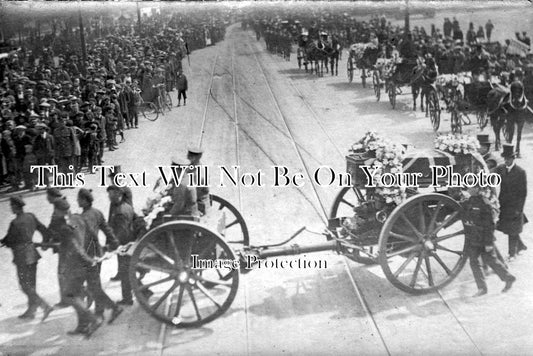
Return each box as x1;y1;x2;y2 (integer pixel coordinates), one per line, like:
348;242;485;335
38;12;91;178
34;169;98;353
463;194;515;292
81;206;121;317
495;163;528;256
1;212;51;316
108;199;135;303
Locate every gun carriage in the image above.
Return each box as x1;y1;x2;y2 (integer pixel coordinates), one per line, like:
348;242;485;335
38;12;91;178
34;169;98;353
108;149;485;328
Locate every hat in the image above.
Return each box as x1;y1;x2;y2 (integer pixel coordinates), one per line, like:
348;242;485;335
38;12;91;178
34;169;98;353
15;125;27;131
501;144;517;158
46;187;63;198
39;102;51;108
187;145;203;155
53;197;70;211
35;123;48;130
78;188;94;203
108;165;121;177
171;155;189;166
10;196;25;208
477;134;491;145
106;185;123;192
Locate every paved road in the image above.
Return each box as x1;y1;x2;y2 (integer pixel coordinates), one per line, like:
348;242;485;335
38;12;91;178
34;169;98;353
1;20;533;356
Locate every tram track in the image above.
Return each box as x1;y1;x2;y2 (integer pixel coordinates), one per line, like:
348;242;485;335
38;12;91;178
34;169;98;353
255;32;484;355
245;34;392;356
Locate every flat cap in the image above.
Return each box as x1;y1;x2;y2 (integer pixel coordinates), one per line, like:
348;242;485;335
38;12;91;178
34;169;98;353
53;197;70;211
46;187;63;198
78;188;94;203
10;195;25;207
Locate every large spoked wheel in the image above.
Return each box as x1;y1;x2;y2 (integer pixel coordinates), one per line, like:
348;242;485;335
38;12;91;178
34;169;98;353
450;110;462;134
130;221;239;327
476;111;488;130
141;102;159;121
209;194;250;248
378;193;467;295
388;81;396;109
361;68;367;88
427;89;441;132
329;187;377;265
373;70;381;102
347;59;354;83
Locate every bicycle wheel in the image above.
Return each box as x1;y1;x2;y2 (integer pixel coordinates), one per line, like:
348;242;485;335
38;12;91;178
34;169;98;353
142;102;159;121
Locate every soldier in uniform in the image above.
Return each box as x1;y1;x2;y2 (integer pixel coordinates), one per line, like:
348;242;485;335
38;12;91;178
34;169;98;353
107;185;135;305
477;134;499;171
169;155;199;218
77;188;123;323
187;146;210;215
1;196;54;321
495;144;528;260
462;186;516;297
49;198;102;338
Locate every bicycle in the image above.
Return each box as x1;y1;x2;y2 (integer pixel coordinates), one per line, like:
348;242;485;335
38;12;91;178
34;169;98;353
139;96;159;122
154;83;172;113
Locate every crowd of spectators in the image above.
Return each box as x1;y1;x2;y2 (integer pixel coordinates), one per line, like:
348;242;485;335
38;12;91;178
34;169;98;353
0;7;229;193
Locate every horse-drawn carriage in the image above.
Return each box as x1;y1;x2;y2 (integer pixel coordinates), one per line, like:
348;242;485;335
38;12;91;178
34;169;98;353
378;58;441;131
108;139;484;327
436;73;493;134
297;32;341;77
346;43;380;87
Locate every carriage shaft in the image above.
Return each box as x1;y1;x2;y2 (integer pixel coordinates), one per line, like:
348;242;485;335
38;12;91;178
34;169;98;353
257;240;338;259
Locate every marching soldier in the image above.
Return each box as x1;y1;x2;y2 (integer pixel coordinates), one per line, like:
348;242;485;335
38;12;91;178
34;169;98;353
495;144;528;260
77;188;123;323
1;196;54;321
169;155;199;217
187;146;210;215
107;185;135;305
463;186;516;297
48;197;102;338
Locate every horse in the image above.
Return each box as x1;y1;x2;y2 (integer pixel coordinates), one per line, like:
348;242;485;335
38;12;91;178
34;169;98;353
303;41;328;77
324;37;342;76
488;81;529;156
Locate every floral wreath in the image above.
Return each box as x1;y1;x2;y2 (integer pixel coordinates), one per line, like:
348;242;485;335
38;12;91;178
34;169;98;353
351;132;407;205
434;133;480;155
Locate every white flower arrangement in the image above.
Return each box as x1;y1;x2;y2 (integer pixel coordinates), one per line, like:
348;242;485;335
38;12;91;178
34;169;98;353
434;133;480;155
142;184;174;229
351;133;407;205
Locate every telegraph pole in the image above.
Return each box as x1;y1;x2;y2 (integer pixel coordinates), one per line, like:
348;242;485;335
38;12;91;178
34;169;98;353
404;0;410;34
78;7;87;75
137;1;142;35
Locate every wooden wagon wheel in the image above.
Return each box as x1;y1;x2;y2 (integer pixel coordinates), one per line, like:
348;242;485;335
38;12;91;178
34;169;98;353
373;70;381;101
427;88;440;132
329;187;377;265
347;58;354;83
476;111;489;130
209;194;250;248
378;193;467;295
388;81;397;109
130;221;239;327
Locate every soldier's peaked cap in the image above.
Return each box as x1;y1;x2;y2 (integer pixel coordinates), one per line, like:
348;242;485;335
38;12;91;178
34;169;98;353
108;165;122;177
187;146;204;155
10;196;25;207
53;197;70;211
46;187;63;198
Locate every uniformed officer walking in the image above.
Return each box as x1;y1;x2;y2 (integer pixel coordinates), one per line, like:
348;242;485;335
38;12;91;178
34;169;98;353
1;196;54;321
77;188;123;323
495;144;528;260
187;146;210;215
462;186;516;297
48;197;102;338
